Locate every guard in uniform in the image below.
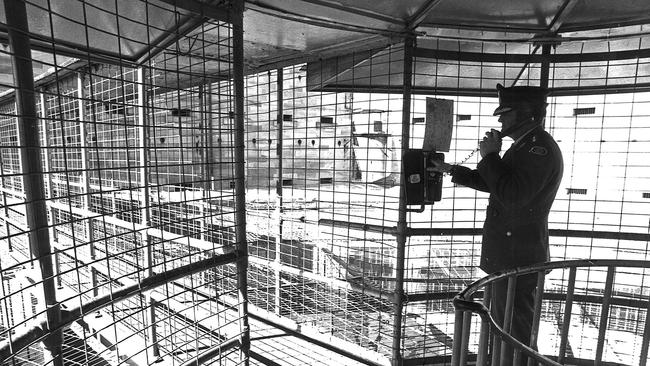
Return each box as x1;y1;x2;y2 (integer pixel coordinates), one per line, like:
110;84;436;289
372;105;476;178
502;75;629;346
432;83;563;365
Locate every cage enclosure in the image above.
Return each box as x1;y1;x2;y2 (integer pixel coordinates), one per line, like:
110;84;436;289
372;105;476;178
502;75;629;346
0;0;650;365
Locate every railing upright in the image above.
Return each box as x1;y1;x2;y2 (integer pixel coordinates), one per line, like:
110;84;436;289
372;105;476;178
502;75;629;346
476;284;492;366
595;266;616;366
558;266;576;363
527;270;546;366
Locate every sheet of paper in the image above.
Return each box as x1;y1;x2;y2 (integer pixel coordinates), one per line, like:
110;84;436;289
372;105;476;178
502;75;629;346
424;98;453;152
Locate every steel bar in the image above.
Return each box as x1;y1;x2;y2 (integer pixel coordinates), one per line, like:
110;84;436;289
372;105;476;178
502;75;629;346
392;35;415;366
527;271;546;366
459;311;472;365
499;276;517;366
274;68;284;315
178;336;241;366
408;226;650;242
299;0;403;25
320;221;650;243
450;309;466;366
137;66;162;361
232;1;251;363
413;46;650;64
491;315;501;366
315;83;650;98
206;82;216;190
540;44;552;91
476;284;492;366
595;266;616;365
558;267;576;363
639;292;650;366
38;90;56;245
548;0;581;34
248;310;387;366
407;0;444;30
3;0;63;364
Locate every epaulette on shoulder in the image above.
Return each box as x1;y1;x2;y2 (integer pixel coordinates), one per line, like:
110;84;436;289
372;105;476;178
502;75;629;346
529;145;548;156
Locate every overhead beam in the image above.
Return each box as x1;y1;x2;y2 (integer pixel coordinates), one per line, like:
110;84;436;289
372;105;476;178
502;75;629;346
535;0;581;88
413;46;650;63
406;0;444;30
548;0;581;33
245;2;410;37
285;0;404;26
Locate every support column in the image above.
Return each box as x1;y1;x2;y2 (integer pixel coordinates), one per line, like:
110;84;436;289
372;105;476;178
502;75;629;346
77;73;97;292
1;192;11;252
274;68;283;315
39;91;57;255
540;44;551;89
392;36;415;366
137;67;162;362
232;0;251;362
205;83;215;189
540;44;552;130
4;0;62;364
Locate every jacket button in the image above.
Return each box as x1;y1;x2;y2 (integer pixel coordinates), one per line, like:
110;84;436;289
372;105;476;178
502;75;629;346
506;231;512;237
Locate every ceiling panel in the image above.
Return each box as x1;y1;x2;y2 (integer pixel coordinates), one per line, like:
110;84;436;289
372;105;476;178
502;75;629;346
0;0;198;62
2;0;650;96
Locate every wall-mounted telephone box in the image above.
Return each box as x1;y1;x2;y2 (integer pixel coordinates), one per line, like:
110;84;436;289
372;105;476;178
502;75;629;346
403;149;444;212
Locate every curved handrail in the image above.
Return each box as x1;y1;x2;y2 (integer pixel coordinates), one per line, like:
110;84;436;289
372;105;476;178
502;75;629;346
452;259;650;366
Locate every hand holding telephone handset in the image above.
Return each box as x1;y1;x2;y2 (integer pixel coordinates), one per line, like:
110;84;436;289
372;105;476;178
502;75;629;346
427;121;527;175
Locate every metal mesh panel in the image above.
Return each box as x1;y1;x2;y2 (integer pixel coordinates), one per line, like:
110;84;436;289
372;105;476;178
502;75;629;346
242;58;402;363
237;38;650;365
1;1;650;365
0;2;246;365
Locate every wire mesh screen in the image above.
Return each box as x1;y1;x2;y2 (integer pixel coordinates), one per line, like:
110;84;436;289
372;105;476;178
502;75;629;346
238;38;650;365
0;2;247;365
400;42;650;363
1;1;650;365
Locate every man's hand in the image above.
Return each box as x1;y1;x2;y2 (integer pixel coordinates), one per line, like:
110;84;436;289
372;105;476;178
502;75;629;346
427;158;452;174
479;129;502;158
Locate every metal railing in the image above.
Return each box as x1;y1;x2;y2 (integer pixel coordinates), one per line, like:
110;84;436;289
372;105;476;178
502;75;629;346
451;259;650;366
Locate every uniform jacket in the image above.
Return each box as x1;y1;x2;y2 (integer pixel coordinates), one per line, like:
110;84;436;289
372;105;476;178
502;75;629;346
451;126;563;273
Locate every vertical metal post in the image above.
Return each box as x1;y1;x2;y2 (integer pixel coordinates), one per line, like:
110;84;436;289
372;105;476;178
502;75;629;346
274;68;284;315
77;72;97;273
451;309;466;366
499;276;517;366
232;0;251;362
540;44;551;129
558;266;576;364
477;284;492;366
137;67;161;361
540;44;551;89
392;36;415;366
527;270;546;366
199;83;214;195
39;91;57;253
639;293;650;366
205;83;215;190
595;266;616;366
198;84;208;243
1;192;12;252
4;0;62;364
459;311;472;365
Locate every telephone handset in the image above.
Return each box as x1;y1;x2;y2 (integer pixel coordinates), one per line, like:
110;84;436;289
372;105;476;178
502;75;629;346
454;118;537;166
